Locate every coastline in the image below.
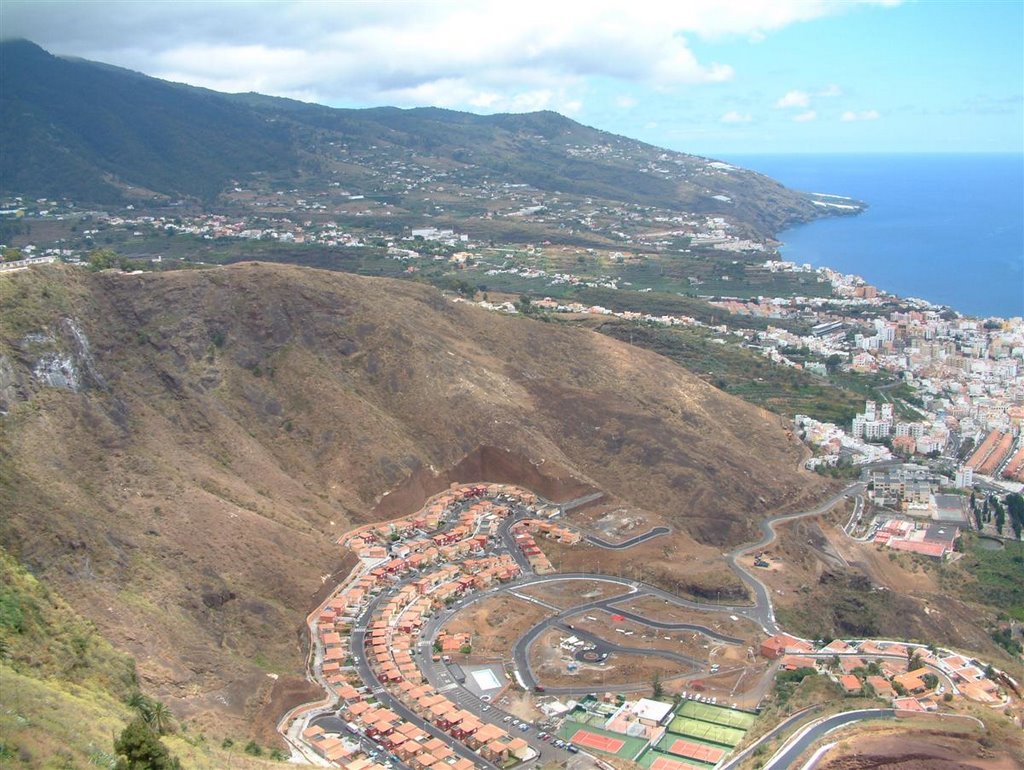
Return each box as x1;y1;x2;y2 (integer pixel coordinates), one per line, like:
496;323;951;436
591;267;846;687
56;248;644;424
728;153;1024;320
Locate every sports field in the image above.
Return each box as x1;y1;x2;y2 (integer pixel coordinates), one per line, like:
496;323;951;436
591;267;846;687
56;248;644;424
635;750;709;770
661;736;725;764
634;753;708;770
675;701;758;730
557;720;648;759
668;716;746;747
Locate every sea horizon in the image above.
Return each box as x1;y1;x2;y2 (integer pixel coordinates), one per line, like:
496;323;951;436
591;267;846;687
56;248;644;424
720;152;1024;319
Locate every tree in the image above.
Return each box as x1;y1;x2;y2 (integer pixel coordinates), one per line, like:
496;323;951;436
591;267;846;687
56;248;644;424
148;701;174;736
113;719;181;770
652;672;664;699
88;247;120;271
1006;493;1024;540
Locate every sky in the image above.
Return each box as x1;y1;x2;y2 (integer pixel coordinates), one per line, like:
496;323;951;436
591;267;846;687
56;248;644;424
3;0;1022;155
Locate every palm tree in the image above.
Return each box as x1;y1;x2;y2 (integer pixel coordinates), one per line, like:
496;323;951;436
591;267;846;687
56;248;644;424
127;691;154;722
149;701;175;735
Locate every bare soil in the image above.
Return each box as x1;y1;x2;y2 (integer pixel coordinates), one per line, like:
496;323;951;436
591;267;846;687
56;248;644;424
815;727;1023;770
530;628;690;689
443;594;551;658
516;579;630;610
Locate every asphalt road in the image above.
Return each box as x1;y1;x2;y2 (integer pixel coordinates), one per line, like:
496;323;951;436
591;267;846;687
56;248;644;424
760;709;894;770
585;526;671;549
727;482;866;634
315;480;869;767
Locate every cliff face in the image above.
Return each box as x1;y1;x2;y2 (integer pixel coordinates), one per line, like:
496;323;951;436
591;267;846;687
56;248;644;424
0;263;827;731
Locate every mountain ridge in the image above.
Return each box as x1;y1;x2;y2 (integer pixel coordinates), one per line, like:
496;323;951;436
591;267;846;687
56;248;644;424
1;39;838;239
0;261;828;735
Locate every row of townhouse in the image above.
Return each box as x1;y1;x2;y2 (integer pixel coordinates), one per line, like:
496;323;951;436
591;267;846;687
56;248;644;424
510;522;555;574
304;482;549;766
355;558;531;765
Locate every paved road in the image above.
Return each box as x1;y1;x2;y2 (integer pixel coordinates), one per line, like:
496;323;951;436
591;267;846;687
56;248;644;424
727;482;866;634
760;709;894;770
585;526;670;549
351;589;502;770
316;480;869;768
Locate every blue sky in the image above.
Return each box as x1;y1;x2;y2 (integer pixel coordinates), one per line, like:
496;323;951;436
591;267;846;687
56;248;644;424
4;0;1022;155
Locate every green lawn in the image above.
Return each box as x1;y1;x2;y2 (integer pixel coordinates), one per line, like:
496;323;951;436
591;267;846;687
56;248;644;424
673;701;758;729
667;717;746;747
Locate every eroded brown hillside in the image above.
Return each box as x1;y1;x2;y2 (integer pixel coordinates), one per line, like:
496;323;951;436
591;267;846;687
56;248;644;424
0;263;827;735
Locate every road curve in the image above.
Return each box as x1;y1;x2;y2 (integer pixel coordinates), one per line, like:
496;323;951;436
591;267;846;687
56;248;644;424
760;708;894;770
727;482;865;634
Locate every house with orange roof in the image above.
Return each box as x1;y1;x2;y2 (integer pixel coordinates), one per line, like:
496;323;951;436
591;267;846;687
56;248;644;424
839;674;862;694
840;657;866;674
960;678;1001;704
482;740;511;762
506;737;531;759
822;639;852;654
866;675;895;699
760;634;812;659
893;696;926;713
894;667;932;694
467;723;506;750
780;655;817;671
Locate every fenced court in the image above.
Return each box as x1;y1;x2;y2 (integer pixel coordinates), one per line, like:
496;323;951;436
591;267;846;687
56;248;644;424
668;716;746;747
674;701;757;730
663;737;725;764
645;754;709;770
557;720;649;760
570;729;625;754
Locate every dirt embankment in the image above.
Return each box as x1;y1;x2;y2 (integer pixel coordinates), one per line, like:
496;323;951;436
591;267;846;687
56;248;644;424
369;445;596;521
816;729;1023;770
0;262;830;736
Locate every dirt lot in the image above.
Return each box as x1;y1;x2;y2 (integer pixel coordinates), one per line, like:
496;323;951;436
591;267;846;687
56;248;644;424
813;723;1024;770
537;533;750;603
613;595;764;645
530;628;690;689
443;593;552;658
571;503;665;541
516;579;631;609
567;609;749;663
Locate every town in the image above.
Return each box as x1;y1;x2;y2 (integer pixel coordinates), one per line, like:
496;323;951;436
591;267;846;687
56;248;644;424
279;482;1020;770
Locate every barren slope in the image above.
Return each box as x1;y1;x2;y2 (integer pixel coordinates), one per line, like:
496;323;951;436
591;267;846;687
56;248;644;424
0;263;826;735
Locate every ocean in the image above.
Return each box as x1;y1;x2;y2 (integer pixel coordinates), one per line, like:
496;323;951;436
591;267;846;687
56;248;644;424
722;153;1024;319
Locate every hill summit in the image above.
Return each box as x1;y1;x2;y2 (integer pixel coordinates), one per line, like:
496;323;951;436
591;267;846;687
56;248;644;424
0;262;827;731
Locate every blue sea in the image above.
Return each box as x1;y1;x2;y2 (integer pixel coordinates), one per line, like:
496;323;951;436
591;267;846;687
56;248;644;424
722;154;1024;319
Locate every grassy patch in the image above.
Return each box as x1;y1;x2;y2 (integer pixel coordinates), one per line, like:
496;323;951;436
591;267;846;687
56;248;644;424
955;536;1024;621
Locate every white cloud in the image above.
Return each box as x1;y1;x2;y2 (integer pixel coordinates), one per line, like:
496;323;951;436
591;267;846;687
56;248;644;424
841;109;881;121
776;90;811;109
3;0;902;114
720;111;753;123
616;95;639;110
793;110;817;122
818;83;843;97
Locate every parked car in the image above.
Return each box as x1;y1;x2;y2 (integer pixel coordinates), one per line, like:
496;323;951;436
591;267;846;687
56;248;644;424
503;716;513;723
567;745;579;754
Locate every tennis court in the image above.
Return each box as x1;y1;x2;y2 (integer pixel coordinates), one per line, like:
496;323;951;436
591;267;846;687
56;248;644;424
570;729;625;754
668;716;745;747
647;755;708;770
557;720;649;759
665;738;725;764
675;701;758;730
